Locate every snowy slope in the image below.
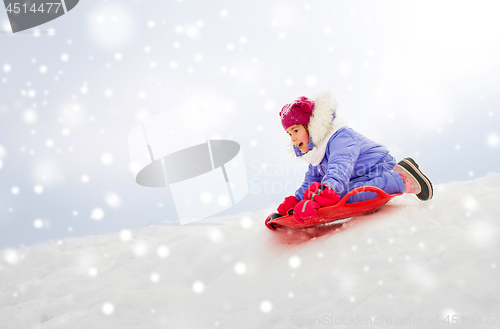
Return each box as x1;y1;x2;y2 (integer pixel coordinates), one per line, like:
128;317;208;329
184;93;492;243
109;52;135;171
1;174;500;329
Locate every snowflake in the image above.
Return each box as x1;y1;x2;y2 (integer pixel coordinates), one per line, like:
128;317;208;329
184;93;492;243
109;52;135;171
289;256;301;269
150;273;160;282
33;185;44;194
157;245;169;258
119;229;132;241
192;281;205;293
90;208;104;220
240;216;252;229
260;300;272;313
102;302;114;315
234;262;247;274
105;192;122;208
101;153;113;165
33;219;43;229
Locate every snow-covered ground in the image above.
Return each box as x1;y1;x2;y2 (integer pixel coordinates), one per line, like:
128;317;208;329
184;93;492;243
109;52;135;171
1;174;500;329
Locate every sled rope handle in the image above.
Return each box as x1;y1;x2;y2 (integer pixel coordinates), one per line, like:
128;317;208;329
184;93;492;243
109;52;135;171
337;186;389;207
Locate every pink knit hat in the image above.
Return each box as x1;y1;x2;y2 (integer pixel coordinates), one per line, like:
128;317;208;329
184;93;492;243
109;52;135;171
279;96;315;130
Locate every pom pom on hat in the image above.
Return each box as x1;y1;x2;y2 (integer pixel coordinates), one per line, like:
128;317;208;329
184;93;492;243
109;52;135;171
279;96;315;130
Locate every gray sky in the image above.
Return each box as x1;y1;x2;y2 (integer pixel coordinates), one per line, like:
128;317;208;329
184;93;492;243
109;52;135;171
1;0;499;249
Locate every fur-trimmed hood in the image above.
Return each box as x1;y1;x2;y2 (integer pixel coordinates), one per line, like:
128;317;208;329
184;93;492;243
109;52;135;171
284;92;348;163
307;91;338;147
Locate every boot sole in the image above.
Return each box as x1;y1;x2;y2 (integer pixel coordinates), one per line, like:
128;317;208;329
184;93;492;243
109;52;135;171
397;158;433;201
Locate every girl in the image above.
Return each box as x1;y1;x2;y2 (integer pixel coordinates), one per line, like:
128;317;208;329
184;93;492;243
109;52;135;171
268;92;433;224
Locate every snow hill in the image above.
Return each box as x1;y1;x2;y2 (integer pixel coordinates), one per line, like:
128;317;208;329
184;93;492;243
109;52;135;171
1;174;500;329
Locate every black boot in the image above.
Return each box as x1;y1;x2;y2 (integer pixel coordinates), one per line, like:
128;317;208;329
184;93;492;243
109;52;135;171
395;158;433;201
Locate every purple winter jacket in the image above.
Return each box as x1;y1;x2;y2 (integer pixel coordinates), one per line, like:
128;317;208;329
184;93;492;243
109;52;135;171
294;127;405;203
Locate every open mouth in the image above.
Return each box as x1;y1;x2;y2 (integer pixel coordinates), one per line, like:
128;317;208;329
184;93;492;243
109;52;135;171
297;142;303;148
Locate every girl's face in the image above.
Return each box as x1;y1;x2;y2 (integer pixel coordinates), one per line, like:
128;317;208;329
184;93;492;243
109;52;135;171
286;124;310;153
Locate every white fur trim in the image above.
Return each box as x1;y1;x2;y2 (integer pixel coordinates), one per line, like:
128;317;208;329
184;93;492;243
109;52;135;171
301;115;348;165
284;91;349;164
308;91;338;147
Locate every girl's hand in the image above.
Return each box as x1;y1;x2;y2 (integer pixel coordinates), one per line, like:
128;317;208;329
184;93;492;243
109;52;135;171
277;195;300;216
293;200;320;223
304;182;340;208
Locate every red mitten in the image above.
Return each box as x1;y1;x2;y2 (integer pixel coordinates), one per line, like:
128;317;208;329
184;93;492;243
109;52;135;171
303;182;323;199
303;182;340;208
293;200;320;223
277;195;300;216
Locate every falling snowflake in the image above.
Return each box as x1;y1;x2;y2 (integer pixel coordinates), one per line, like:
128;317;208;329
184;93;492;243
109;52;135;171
260;300;272;313
208;228;223;243
192;281;205;293
240;216;252;229
102;302;115;315
150;273;160;282
119;229;132;241
288;256;301;269
33;219;43;229
22;110;37;124
157;245;170;258
105;192;122;208
33;185;44;194
463;197;478;211
3;249;20;265
234;262;247;275
80;83;89;94
133;243;148;256
90;208;104;220
217;195;230;207
147;20;156;28
487;133;499;148
101;153;114;165
88;267;98;277
184;25;200;39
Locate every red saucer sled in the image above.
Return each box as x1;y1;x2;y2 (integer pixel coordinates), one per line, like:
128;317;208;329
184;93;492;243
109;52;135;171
265;186;402;231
